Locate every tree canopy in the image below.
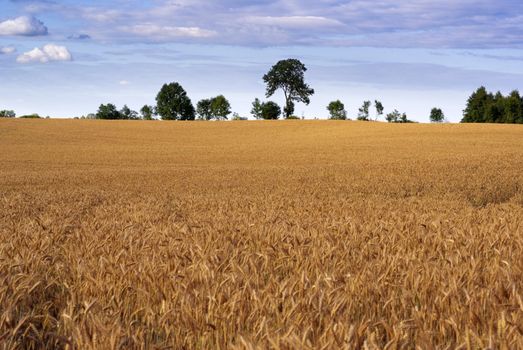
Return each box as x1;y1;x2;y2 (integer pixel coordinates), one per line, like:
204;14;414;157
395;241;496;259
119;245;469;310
120;105;139;120
211;95;231;120
261;101;281;120
96;104;121;120
197;95;232;120
196;99;213;120
251;98;263;120
263;59;314;119
375;101;384;121
156;82;195;120
462;87;523;124
430;108;445;123
251;99;281;120
357;101;371;121
327;100;347;120
140;105;155;120
95;104;140;120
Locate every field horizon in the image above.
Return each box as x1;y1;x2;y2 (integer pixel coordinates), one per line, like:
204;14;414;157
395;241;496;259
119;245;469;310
1;119;522;349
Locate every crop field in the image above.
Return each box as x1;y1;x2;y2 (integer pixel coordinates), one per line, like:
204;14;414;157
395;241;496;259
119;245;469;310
1;119;523;349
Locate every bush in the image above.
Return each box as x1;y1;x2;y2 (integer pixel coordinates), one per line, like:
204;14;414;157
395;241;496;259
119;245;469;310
232;113;248;121
261;101;281;120
0;110;16;118
19;114;41;119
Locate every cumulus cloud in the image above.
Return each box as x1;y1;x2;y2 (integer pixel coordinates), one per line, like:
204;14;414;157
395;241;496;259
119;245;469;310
17;44;72;63
0;16;48;36
0;46;16;55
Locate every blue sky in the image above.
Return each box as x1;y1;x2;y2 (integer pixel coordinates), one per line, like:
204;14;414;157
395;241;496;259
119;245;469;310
1;0;523;122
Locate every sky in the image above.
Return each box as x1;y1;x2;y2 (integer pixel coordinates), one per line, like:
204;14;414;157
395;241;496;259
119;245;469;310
1;0;523;122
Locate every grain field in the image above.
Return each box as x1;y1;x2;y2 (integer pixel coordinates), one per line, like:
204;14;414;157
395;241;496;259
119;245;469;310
1;119;522;349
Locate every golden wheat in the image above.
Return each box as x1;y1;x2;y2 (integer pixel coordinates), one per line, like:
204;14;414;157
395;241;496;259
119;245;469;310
0;119;522;349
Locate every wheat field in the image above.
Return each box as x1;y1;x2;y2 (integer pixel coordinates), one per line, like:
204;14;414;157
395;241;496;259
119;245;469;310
0;119;522;349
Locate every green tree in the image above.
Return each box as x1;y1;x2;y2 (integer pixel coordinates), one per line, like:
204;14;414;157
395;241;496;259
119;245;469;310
263;59;314;119
140;105;155;120
375;100;384;121
429;108;445;123
261;101;281;120
251;98;263;120
197;98;213;120
197;95;232;120
386;110;400;123
96;103;121;120
0;110;16;118
504;90;523;124
462;87;523;124
357;101;371;121
327;100;347;120
156;82;195;120
210;95;231;120
462;87;490;123
484;92;504;123
120;105;139;120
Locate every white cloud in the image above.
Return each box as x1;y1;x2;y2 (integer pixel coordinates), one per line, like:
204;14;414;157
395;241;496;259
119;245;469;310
6;0;523;48
82;8;122;22
119;80;130;85
0;46;16;55
122;24;217;39
0;16;48;36
17;44;72;64
244;16;343;29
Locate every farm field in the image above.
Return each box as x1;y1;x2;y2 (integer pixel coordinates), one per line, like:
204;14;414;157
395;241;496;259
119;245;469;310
1;119;523;349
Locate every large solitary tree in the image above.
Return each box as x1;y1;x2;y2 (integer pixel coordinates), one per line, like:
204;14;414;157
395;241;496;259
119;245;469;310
156;82;195;120
263;59;314;119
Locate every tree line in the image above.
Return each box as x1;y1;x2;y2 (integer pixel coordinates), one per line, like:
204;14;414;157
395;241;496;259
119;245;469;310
2;59;523;124
90;59;424;123
462;87;523;124
325;99;418;123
